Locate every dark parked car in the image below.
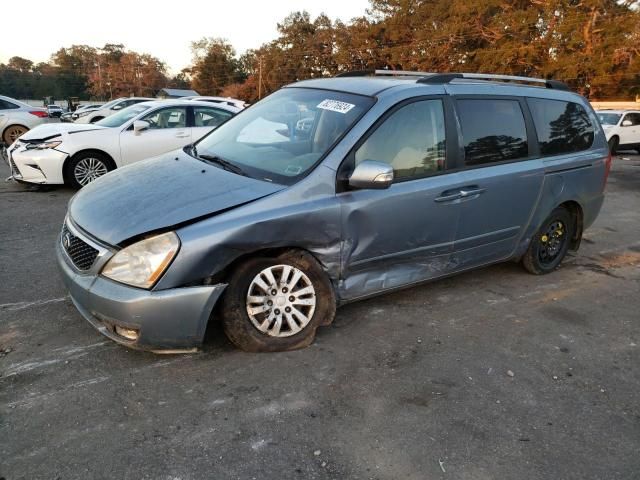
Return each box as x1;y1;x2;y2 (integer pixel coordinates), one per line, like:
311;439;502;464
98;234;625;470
56;71;610;353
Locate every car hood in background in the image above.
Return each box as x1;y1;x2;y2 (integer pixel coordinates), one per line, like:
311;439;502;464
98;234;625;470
20;123;107;140
68;150;286;246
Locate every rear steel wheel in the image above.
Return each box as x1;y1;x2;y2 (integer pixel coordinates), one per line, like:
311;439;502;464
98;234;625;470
522;207;574;275
537;220;567;268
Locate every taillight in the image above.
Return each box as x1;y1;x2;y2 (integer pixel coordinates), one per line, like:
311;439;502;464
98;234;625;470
29;110;49;118
602;151;612;192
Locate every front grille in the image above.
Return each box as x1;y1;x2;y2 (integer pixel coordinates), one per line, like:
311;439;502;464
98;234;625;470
61;224;99;271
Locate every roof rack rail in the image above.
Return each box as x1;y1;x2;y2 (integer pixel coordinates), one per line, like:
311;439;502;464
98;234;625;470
335;70;570;90
336;69;434;78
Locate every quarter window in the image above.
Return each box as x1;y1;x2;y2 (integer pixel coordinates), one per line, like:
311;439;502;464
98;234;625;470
355;100;446;180
457;99;528;166
0;99;19;109
622;113;640;126
194;107;233;128
142;107;187;129
527;98;594;156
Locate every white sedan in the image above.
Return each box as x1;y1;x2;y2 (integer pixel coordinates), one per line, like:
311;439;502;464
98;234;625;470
73;97;154;124
7;100;239;188
1;95;49;145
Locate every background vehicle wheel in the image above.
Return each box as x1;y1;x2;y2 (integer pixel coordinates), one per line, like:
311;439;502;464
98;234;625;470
89;117;104;124
64;151;113;189
522;207;574;275
3;125;28;145
608;136;619;154
221;251;336;352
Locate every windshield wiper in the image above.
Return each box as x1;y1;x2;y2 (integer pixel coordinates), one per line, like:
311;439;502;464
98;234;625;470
198;154;248;177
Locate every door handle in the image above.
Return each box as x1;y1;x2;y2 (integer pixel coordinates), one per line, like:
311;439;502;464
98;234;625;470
459;188;486;198
435;192;463;203
175;132;190;138
435;187;486;203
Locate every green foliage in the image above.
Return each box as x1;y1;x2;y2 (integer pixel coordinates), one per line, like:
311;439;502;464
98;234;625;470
189;38;245;95
2;1;639;101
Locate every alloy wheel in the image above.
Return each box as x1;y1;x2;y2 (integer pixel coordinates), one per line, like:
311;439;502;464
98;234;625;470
6;126;27;143
73;157;108;186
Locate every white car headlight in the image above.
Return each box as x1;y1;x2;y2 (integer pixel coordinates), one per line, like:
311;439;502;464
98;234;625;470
101;232;180;289
77;110;92;117
27;140;62;150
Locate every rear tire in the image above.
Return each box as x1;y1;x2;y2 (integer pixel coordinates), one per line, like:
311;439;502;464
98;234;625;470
608;136;619;154
522;207;574;275
221;251;336;352
64;151;113;189
2;124;28;145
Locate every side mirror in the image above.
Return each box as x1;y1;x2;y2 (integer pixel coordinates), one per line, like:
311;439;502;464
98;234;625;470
348;160;394;190
112;104;123;111
622;119;633;127
133;120;150;134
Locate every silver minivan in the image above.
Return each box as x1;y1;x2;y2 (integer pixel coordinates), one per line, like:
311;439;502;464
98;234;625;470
56;71;610;353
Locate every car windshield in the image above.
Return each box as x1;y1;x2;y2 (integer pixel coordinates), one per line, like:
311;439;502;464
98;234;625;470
100;99;121;110
597;113;622;125
192;88;374;184
95;104;150;128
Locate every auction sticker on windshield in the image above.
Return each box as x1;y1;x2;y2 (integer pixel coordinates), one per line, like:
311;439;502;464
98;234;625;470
317;99;355;114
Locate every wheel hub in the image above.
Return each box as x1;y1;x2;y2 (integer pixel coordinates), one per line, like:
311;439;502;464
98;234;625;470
246;264;316;338
538;220;566;264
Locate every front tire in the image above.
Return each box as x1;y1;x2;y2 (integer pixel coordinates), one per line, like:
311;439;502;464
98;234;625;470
608;136;619;154
522;207;574;275
65;151;113;189
222;251;336;352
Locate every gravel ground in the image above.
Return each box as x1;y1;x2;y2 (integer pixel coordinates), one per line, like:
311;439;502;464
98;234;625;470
1;153;639;479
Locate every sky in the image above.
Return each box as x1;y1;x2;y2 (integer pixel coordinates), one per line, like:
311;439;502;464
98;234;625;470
0;0;371;74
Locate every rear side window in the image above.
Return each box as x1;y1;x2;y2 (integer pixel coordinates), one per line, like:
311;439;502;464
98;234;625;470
457;99;528;166
527;98;594;156
194;106;233;127
0;99;19;109
622;112;640;126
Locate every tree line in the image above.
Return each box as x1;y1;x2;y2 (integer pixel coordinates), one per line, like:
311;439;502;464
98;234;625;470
2;0;639;102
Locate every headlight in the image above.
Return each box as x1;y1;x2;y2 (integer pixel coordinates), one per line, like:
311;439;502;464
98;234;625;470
101;232;180;289
26;140;62;150
77;110;92;117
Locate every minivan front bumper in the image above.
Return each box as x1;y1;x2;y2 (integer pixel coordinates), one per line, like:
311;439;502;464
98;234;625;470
56;236;227;352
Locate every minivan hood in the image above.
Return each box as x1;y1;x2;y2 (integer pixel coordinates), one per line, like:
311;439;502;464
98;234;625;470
69;150;286;245
21;123;106;140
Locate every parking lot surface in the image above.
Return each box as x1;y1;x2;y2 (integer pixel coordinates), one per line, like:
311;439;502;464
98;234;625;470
1;154;639;479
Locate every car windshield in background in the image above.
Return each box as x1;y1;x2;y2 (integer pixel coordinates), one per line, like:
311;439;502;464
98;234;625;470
192;88;374;184
597;113;622;125
96;104;151;128
100;99;121;109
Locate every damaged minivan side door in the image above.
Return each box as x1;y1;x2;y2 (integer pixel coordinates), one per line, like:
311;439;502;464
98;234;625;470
336;96;469;300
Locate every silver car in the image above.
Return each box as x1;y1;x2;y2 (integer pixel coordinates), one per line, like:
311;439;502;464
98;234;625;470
0;95;49;145
56;71;610;353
